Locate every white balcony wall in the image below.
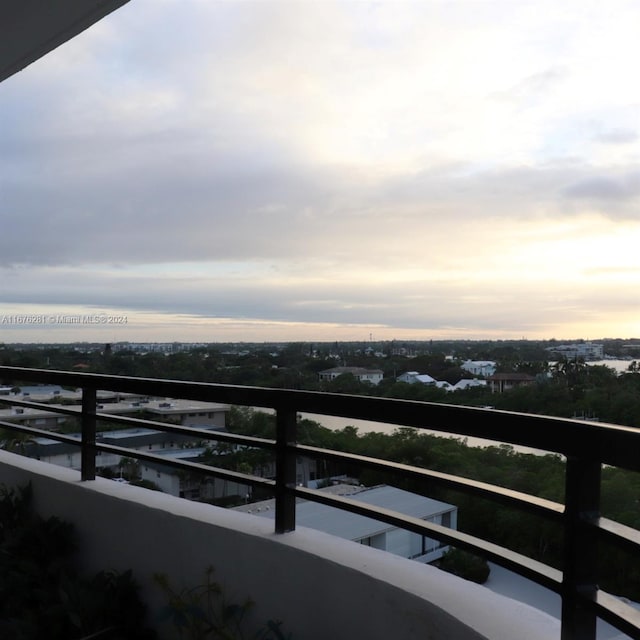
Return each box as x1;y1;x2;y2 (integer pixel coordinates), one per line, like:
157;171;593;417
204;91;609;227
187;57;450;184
0;451;560;640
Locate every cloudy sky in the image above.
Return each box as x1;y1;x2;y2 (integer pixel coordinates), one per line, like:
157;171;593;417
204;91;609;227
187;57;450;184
1;0;639;343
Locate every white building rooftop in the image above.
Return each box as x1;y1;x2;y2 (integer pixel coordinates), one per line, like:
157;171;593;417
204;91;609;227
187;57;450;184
236;484;455;541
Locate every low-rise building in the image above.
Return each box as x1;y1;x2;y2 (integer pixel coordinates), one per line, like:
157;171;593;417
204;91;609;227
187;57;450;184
397;371;436;385
234;483;457;564
137;398;228;428
397;373;486;392
460;360;497;377
11;385;148;404
487;373;535;393
2;396;230;480
546;342;604;361
139;448;317;501
23;424;228;472
318;367;384;385
0;397;229;432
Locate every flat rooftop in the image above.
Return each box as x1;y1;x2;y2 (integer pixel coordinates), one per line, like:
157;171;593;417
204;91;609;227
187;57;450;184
235;484;455;541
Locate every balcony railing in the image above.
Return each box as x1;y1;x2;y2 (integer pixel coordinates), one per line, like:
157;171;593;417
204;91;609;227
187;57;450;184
0;365;639;640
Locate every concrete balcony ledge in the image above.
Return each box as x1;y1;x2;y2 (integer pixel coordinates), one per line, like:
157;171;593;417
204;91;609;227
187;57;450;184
0;450;560;640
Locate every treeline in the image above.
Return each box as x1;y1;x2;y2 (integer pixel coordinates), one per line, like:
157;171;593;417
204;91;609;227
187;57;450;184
227;407;640;600
3;344;640;429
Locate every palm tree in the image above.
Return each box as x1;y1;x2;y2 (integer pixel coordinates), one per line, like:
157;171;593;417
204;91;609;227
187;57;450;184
0;427;36;455
552;356;587;388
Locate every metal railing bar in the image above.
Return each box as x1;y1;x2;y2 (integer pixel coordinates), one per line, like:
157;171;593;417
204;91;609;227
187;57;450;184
594;517;640;555
0;366;292;408
560;457;601;639
0;411;276;454
294;485;563;592
0;396;84;418
296;443;565;521
274;408;297;533
0;418;274;491
2;408;565;524
92;411;276;450
0;394;276;451
591;590;640;640
2;367;640;470
96;442;274;491
0;419;82;445
288;395;640;470
81;387;97;480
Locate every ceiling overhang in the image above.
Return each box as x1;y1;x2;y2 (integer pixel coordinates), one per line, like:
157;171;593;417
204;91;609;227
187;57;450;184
0;0;131;83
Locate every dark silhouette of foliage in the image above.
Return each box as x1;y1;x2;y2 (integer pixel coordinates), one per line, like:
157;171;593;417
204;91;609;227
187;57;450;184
154;566;291;640
0;483;155;640
438;549;491;584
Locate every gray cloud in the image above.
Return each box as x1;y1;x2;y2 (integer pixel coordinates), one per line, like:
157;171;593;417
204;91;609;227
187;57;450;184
491;67;569;111
2;263;636;338
563;173;640;202
3;141;640;270
594;128;638;145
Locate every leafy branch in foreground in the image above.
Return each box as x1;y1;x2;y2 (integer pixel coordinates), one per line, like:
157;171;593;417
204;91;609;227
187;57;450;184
154;566;291;640
0;483;155;640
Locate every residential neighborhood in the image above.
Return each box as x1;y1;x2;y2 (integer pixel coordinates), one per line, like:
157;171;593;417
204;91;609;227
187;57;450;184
234;483;458;565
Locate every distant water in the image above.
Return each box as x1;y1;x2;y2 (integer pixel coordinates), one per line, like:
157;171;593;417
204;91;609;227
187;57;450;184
550;359;635;374
299;412;546;454
587;359;636;374
255;407;501;449
260;361;638;452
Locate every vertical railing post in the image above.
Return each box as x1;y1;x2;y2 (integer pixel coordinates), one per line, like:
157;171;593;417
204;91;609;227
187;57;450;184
81;387;97;481
275;407;297;533
561;456;601;640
